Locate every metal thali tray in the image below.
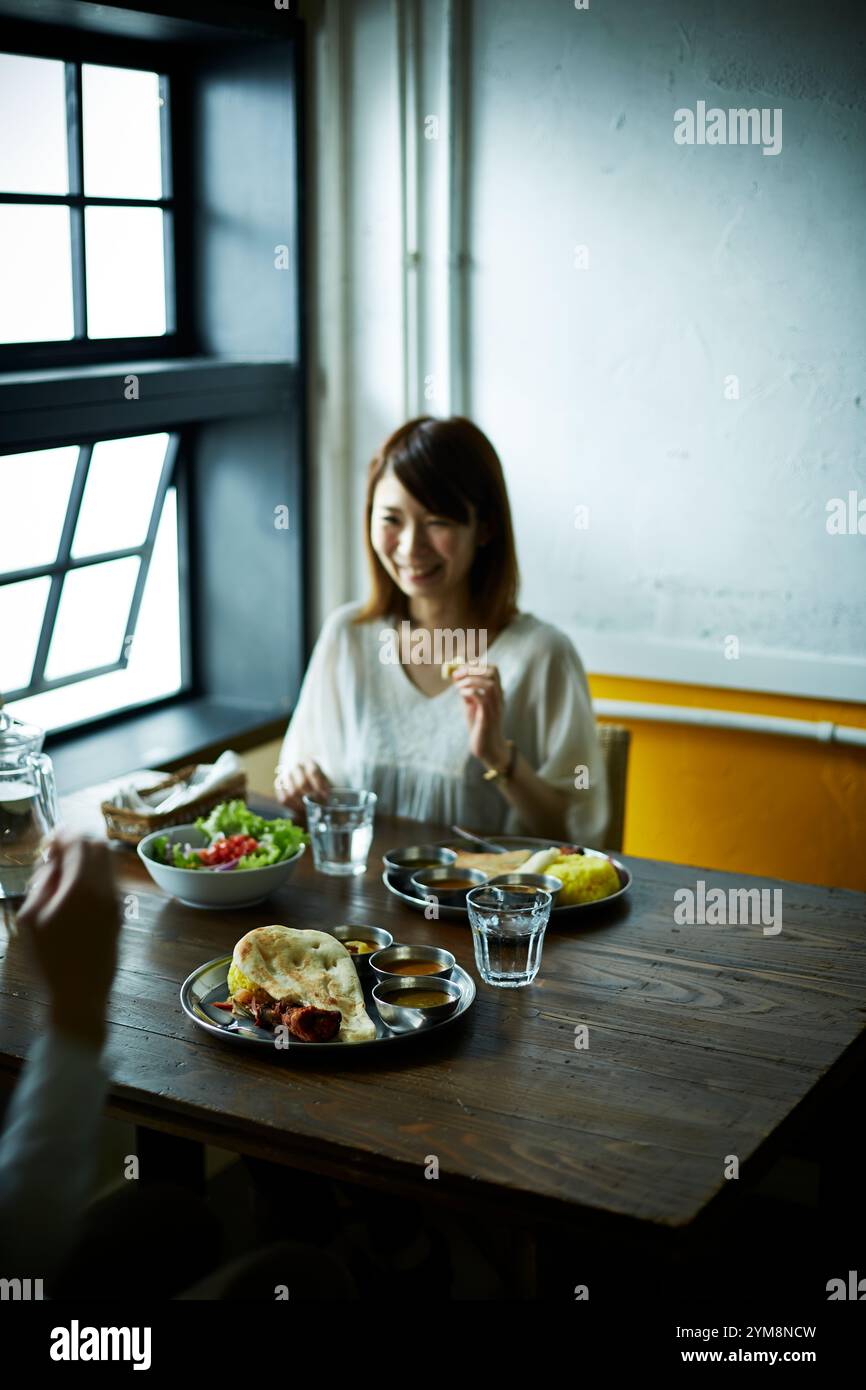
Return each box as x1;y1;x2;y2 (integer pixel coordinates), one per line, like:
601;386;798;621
382;836;631;920
180;953;476;1052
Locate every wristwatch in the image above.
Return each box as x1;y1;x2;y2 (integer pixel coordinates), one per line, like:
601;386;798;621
483;740;517;782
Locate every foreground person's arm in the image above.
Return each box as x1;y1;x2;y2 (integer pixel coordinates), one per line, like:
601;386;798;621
0;835;119;1284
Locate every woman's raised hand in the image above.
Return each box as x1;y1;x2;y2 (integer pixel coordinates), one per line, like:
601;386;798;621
275;760;332;818
452;663;511;773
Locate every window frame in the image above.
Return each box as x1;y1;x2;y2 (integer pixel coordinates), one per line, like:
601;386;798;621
0;2;309;783
0;430;188;711
0;20;192;371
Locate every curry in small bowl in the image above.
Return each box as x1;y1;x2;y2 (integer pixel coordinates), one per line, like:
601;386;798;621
410;865;488;905
373;976;462;1031
369;943;455;981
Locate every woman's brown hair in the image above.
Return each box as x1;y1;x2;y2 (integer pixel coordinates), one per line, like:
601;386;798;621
354;416;520;633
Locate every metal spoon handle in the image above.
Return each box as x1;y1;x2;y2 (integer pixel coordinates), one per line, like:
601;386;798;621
449;824;508;854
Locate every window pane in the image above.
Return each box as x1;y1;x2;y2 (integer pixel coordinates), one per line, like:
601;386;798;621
122;487;181;694
0;205;73;343
0;447;79;572
84;206;166;338
9;490;181;731
71;434;168;558
0;576;50;692
44;556;140;681
82;63;163;200
0;54;68;195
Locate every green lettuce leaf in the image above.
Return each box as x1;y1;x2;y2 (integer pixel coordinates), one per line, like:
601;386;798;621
194;800;307;868
171;842;205;869
150;834;169;864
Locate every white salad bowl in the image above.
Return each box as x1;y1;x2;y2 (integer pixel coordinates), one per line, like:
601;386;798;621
137;824;306;909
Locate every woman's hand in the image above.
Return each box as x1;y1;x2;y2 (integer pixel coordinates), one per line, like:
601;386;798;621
452;664;510;772
452;665;575;838
16;831;120;1050
275;760;332;818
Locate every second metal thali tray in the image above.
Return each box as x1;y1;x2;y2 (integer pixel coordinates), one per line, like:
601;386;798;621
382;836;632;920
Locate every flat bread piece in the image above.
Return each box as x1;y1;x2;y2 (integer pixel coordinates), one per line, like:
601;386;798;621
233;925;376;1044
452;849;531;876
441;660;463;680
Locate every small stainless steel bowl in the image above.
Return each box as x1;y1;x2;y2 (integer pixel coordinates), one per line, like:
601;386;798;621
382;844;457;880
410;865;488;903
486;872;563;906
373;976;462;1032
369;943;456;981
329;924;394;974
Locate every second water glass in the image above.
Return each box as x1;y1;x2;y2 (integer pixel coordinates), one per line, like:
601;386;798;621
303;788;376;876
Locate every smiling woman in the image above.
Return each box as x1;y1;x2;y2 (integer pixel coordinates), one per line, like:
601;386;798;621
276;417;609;845
359;416;519;636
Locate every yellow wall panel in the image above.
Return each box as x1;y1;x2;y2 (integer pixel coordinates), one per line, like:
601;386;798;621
590;676;866;891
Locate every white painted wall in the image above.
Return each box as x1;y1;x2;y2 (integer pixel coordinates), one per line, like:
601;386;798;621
305;0;866;701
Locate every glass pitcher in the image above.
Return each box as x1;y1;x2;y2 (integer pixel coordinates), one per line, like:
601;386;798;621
0;704;59;900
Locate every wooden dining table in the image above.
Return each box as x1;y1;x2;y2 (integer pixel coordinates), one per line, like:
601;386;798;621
2;779;866;1279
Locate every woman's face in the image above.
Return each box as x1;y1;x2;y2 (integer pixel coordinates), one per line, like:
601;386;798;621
370;467;480;604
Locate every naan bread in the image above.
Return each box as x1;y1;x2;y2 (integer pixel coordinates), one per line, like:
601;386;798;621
452;849;531;876
232;925;376;1044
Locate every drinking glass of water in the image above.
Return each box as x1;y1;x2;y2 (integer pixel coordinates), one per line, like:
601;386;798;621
466;884;552;987
302;789;376;876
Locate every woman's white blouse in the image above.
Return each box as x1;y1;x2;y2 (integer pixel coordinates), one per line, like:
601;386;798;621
278;603;609;844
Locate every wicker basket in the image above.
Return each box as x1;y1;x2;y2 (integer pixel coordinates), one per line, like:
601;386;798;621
101;764;248;845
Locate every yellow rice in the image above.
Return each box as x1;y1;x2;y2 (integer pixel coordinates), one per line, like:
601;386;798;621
227;961;258;996
547;854;620;906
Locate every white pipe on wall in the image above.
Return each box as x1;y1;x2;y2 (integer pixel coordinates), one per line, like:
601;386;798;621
309;0;352;627
444;0;468;416
396;0;421;418
594;699;866;747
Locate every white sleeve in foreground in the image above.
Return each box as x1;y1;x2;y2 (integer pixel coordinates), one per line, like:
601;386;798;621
0;1031;110;1283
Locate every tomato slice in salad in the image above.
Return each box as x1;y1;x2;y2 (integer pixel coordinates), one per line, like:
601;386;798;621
198;833;259;867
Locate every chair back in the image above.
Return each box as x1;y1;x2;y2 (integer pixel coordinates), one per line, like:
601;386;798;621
596;722;631;852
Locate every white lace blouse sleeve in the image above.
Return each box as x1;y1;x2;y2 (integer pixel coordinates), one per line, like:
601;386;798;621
277;605;354;783
507;630;609;845
0;1031;110;1281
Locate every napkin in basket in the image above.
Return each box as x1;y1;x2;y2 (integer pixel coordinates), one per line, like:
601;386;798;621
112;750;243;816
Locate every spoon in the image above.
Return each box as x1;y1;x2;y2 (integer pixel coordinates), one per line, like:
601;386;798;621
449;825;508;854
